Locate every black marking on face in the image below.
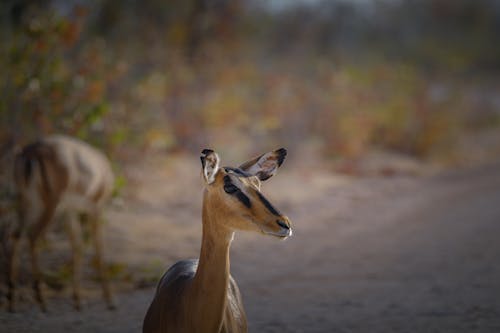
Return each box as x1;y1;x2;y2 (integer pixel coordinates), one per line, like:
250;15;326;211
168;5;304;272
236;191;251;208
276;219;290;229
256;191;281;216
224;167;252;178
223;175;239;194
223;175;251;208
275;148;287;167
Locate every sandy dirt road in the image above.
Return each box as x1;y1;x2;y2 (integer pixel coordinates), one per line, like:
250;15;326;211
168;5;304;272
1;158;499;332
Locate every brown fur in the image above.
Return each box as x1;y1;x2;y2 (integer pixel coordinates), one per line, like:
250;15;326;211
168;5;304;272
143;149;292;333
5;135;115;312
91;182;106;203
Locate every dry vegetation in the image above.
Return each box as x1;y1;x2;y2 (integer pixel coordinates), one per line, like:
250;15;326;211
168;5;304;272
1;0;499;162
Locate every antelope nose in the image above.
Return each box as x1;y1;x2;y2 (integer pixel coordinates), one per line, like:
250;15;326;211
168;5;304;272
276;219;290;230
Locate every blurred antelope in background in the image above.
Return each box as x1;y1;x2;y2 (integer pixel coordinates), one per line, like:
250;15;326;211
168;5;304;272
4;135;115;312
143;148;292;333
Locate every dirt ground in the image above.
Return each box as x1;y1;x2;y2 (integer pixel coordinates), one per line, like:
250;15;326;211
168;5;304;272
1;151;500;333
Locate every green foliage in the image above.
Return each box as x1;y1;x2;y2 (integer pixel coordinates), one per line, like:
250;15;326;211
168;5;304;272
112;173;127;198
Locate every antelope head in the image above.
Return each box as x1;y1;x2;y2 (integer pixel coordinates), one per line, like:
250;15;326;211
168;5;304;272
200;148;292;239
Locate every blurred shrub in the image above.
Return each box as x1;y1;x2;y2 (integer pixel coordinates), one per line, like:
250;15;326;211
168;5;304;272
0;2;126;152
316;63;463;159
1;0;498;164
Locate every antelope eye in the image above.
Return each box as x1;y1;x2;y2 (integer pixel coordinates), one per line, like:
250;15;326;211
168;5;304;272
224;183;239;194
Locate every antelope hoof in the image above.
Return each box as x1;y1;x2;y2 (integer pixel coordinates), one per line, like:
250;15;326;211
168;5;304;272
7;292;16;313
34;285;47;312
107;300;117;311
73;300;82;311
8;301;16;313
39;302;48;313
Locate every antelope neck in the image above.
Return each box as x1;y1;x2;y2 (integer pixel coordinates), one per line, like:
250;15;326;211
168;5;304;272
189;195;234;331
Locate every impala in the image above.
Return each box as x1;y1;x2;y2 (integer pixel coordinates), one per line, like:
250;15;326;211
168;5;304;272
143;148;292;333
5;134;115;312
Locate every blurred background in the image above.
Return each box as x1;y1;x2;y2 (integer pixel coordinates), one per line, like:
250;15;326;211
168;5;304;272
2;0;500;163
1;0;500;332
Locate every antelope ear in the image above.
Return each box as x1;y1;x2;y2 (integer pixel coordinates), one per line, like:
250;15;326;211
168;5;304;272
200;149;220;184
238;148;287;181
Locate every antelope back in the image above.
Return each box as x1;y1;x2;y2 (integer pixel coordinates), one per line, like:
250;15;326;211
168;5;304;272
14;135;114;215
